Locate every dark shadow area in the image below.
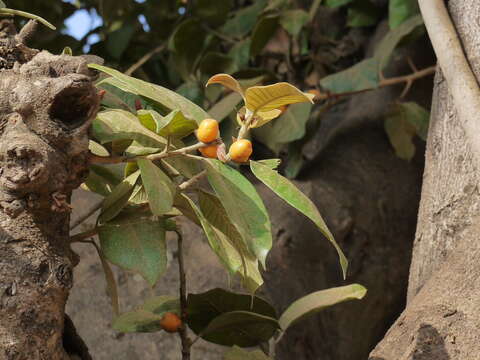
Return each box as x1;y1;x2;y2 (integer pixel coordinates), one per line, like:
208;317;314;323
369;324;450;360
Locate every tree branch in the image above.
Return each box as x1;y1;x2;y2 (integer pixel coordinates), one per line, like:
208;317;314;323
125;44;165;76
418;0;480;168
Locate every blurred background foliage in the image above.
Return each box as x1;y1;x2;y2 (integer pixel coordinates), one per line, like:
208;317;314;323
9;0;428;177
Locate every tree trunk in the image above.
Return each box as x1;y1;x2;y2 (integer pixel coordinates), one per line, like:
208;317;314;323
0;21;99;359
370;1;480;358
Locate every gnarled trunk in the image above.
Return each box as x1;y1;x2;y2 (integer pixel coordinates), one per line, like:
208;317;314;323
0;20;100;359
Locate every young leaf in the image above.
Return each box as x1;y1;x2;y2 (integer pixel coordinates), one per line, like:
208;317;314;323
389;0;419;29
159;110;198;138
245;83;314;114
187;288;277;345
112;310;162;333
89;64;209;123
224;346;272;360
92;109;167;148
99;171;140;223
279;9;310;37
250;161;348;279
206;74;245;96
200;311;279;347
137;159;175;215
205;160;272;268
98;216;168;287
279;284;367;331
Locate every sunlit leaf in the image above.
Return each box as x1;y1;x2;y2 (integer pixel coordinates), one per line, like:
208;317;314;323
245;83;314;114
137;109;168;133
0;8;56;30
279;284;367;330
250;161;348;278
99;170;140;223
92;109;167;148
256;158;281;170
89;140;110;157
89;64;209;123
99;215;167;287
137;159;175;215
142;296;180;316
207;74;245;96
159;110;198;138
205;160;272;268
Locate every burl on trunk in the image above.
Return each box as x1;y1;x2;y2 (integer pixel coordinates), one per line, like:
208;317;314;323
0;20;100;359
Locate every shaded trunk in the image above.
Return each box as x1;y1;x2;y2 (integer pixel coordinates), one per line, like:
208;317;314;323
0;20;99;359
370;1;480;358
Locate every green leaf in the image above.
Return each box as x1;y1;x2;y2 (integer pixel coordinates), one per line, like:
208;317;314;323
107;23;135;59
61;46;73;56
197;190;263;292
0;2;5;8
224;346;272;360
347;0;380;27
99;216;168;287
137;159;175;215
187;288;278;346
0;8;56;30
200;52;236;76
159;110;198;139
99;171;140;223
256;159;281;170
253;103;312;151
89;64;209;123
205;160;272;268
163;156;204;179
137;109;168;133
92;109;167;148
92;242;120;316
172;18;207;77
320;58;379;93
250;15;279;57
97;79;139;112
195;0;234;27
142;296;180;316
279;284;367;331
389;0;419;29
89;140;110;157
112;310;162;333
200;311;279;347
325;0;354;7
246;83;314;114
250;161;348;279
384;102;429;160
228;39;251;69
221;0;268;38
374;14;424;71
208;92;243;123
279;9;309;37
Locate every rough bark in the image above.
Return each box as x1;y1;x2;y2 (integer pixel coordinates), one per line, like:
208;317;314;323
370;1;480;358
0;20;100;359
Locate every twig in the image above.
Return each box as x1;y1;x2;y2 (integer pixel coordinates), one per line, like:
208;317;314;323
89;142;210;165
125;44;165;76
178;170;207;191
418;0;480;168
70;198;103;231
317;65;436;101
70;228;98;243
175;230;191;360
